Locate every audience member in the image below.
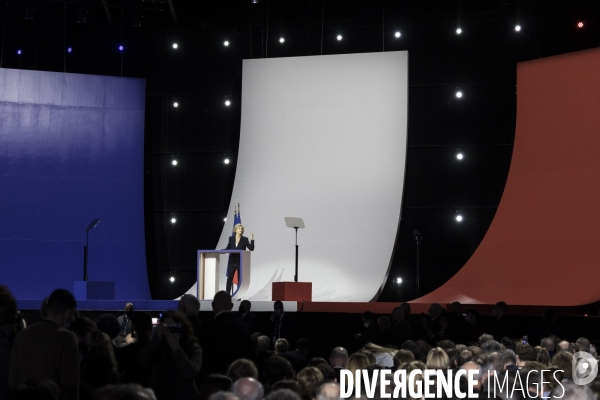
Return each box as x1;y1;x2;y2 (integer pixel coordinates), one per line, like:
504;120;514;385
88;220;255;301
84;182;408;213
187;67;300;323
392;349;414;368
0;286;20;400
209;391;240;400
576;337;591;354
9;289;79;400
178;294;203;341
296;367;323;400
270;380;298;393
492;301;512;340
274;339;289;356
264;302;295;347
136;310;202;400
313;364;335;384
282;338;310;372
114;303;134;347
202;291;252;376
515;343;534;368
236;301;258;334
115;312;153;384
362;343;395;368
265;389;301;400
231;377;264;400
463;308;485;344
95;314;121;343
372;317;395;347
227;359;259;382
426;347;450;370
92;383;157;400
68;317;117;399
198;374;232;400
390;307;411;346
7;378;59;400
328;347;347;383
264;355;295;390
315;383;339;400
528;308;567;347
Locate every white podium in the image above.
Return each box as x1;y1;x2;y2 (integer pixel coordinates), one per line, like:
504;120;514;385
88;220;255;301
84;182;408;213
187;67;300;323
196;250;251;300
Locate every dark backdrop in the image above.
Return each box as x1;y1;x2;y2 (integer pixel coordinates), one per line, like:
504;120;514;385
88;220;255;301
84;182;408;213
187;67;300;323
0;0;598;301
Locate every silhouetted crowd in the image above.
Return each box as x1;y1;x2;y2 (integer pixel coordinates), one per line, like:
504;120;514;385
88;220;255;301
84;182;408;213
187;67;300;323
0;286;599;400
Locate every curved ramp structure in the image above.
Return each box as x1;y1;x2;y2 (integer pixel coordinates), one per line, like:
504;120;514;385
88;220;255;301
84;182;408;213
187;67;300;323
414;48;600;306
194;52;409;301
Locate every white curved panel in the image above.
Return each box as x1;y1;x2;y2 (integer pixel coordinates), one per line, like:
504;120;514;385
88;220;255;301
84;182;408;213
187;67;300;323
216;52;407;301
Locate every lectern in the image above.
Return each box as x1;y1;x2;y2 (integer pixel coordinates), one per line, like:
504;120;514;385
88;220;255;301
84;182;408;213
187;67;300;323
197;250;251;300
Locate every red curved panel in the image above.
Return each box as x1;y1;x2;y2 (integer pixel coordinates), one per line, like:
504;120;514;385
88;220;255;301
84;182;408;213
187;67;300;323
413;48;600;306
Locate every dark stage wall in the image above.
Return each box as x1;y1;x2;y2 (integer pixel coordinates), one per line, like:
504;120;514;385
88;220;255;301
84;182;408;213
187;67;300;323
414;48;600;306
0;68;151;300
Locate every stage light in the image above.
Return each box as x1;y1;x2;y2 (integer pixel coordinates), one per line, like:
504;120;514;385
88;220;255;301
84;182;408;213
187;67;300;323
170;217;177;224
118;45;124;51
336;34;343;41
279;37;285;43
173;101;179;108
455;91;463;98
396;277;402;284
225;100;231;106
251;0;259;3
171;159;178;166
169;276;175;283
224;158;230;164
172;43;178;49
515;25;521;32
224;217;227;222
394;31;401;38
67;47;73;53
456;153;464;160
224;40;230;47
578;22;584;28
456;28;462;35
17;50;22;55
456;215;463;222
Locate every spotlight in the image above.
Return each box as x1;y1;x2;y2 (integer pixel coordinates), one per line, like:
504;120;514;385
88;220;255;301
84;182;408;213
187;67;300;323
170;217;177;224
394;31;401;38
279;37;285;43
224;217;227;222
336;34;343;41
67;47;73;53
171;159;178;166
455;91;463;98
224;158;230;164
456;28;462;34
456;153;464;160
172;43;178;49
118;45;124;51
169;276;175;283
456;215;463;222
578;22;584;28
224;40;230;47
17;50;22;55
515;25;521;32
224;100;231;106
173;101;179;108
251;0;259;3
396;277;402;284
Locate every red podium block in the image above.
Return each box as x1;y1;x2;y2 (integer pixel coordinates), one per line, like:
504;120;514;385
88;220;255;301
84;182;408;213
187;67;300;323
272;282;312;302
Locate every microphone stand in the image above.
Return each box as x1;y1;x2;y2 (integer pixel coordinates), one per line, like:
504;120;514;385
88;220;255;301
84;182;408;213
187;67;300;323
414;230;422;295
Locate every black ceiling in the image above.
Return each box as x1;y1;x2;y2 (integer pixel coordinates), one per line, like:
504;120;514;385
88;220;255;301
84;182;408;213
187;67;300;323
2;0;599;300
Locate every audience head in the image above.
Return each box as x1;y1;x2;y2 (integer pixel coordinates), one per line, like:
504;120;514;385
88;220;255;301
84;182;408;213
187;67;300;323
124;302;134;316
534;346;550;365
209;392;240;400
457;348;474;367
296;367;324;400
313;364;336;383
377;316;391;331
552;351;574;380
264;355;295;385
275;338;289;355
362;311;375;325
178;294;201;316
307;357;328;368
9;378;59;400
329;346;348;368
227;359;259;382
427;303;443;319
540;337;555;353
401;340;417;355
0;285;17;325
500;337;515;351
557;340;572;353
345;353;371;376
493;301;507;318
515;343;535;364
271;380;298;393
296;338;311;355
212;291;233;315
95;314;121;340
316;383;340;400
231;378;263;400
478;333;494;346
256;335;270;352
426;347;450;370
576;337;591;354
92;384;156;400
391;306;405;322
481;340;501;354
239;300;251;314
68;317;117;371
132;311;154;344
449;301;462;314
400;302;411;315
199;374;232;400
464;308;479;324
393;349;415;367
265;389;301;400
436;340;455;352
46;289;77;326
